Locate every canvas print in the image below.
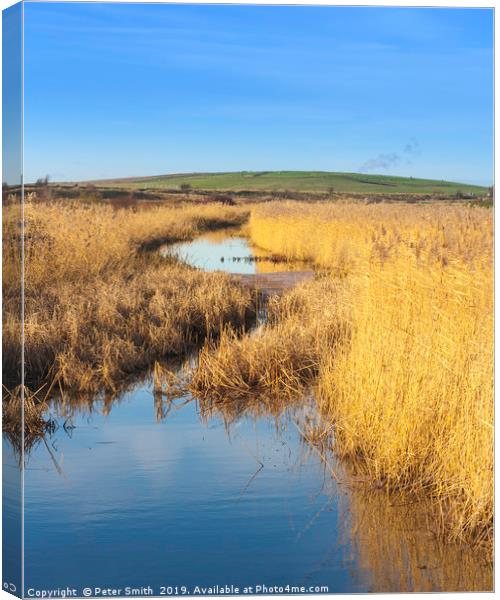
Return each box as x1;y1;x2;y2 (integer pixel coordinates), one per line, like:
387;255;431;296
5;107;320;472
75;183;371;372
2;2;494;596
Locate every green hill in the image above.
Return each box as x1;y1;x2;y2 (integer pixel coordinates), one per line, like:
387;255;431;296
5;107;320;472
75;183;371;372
92;171;488;195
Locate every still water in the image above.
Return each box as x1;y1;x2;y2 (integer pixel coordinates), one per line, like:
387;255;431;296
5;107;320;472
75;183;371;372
5;232;493;595
21;382;371;594
11;377;492;595
164;229;305;275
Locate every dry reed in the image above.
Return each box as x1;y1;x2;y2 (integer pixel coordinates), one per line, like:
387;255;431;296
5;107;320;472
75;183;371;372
246;201;493;546
190;201;493;547
3;200;254;395
190;277;348;403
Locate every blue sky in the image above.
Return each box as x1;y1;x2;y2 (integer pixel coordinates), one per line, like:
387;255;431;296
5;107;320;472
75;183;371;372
19;3;493;185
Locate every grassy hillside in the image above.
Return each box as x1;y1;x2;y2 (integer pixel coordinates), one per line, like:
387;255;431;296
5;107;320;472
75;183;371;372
92;171;488;195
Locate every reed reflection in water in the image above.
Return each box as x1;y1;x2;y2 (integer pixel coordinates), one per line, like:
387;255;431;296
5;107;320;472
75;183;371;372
197;391;493;593
340;484;492;592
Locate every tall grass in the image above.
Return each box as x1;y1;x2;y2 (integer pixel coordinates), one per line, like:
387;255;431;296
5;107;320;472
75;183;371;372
3;200;253;394
244;202;492;545
249;202;491;272
19;201;248;290
191;277;348;403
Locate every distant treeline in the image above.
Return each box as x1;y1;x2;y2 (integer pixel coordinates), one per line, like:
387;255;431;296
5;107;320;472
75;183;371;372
2;179;493;208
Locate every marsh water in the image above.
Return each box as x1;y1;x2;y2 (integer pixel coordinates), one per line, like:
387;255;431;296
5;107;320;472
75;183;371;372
164;228;305;275
5;231;492;595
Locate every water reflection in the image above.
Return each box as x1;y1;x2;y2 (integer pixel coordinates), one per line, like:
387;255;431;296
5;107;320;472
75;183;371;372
342;487;492;592
21;380;368;594
164;229;306;275
3;371;489;594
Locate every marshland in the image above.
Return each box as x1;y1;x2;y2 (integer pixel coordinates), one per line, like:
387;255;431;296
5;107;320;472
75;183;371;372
2;178;493;592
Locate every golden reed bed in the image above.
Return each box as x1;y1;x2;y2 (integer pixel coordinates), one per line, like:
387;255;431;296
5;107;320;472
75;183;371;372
194;201;492;548
3;197;493;550
3;200;253;394
253;202;493;546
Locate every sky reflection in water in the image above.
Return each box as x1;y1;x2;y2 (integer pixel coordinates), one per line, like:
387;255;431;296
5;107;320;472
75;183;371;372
21;382;369;593
165;230;304;275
